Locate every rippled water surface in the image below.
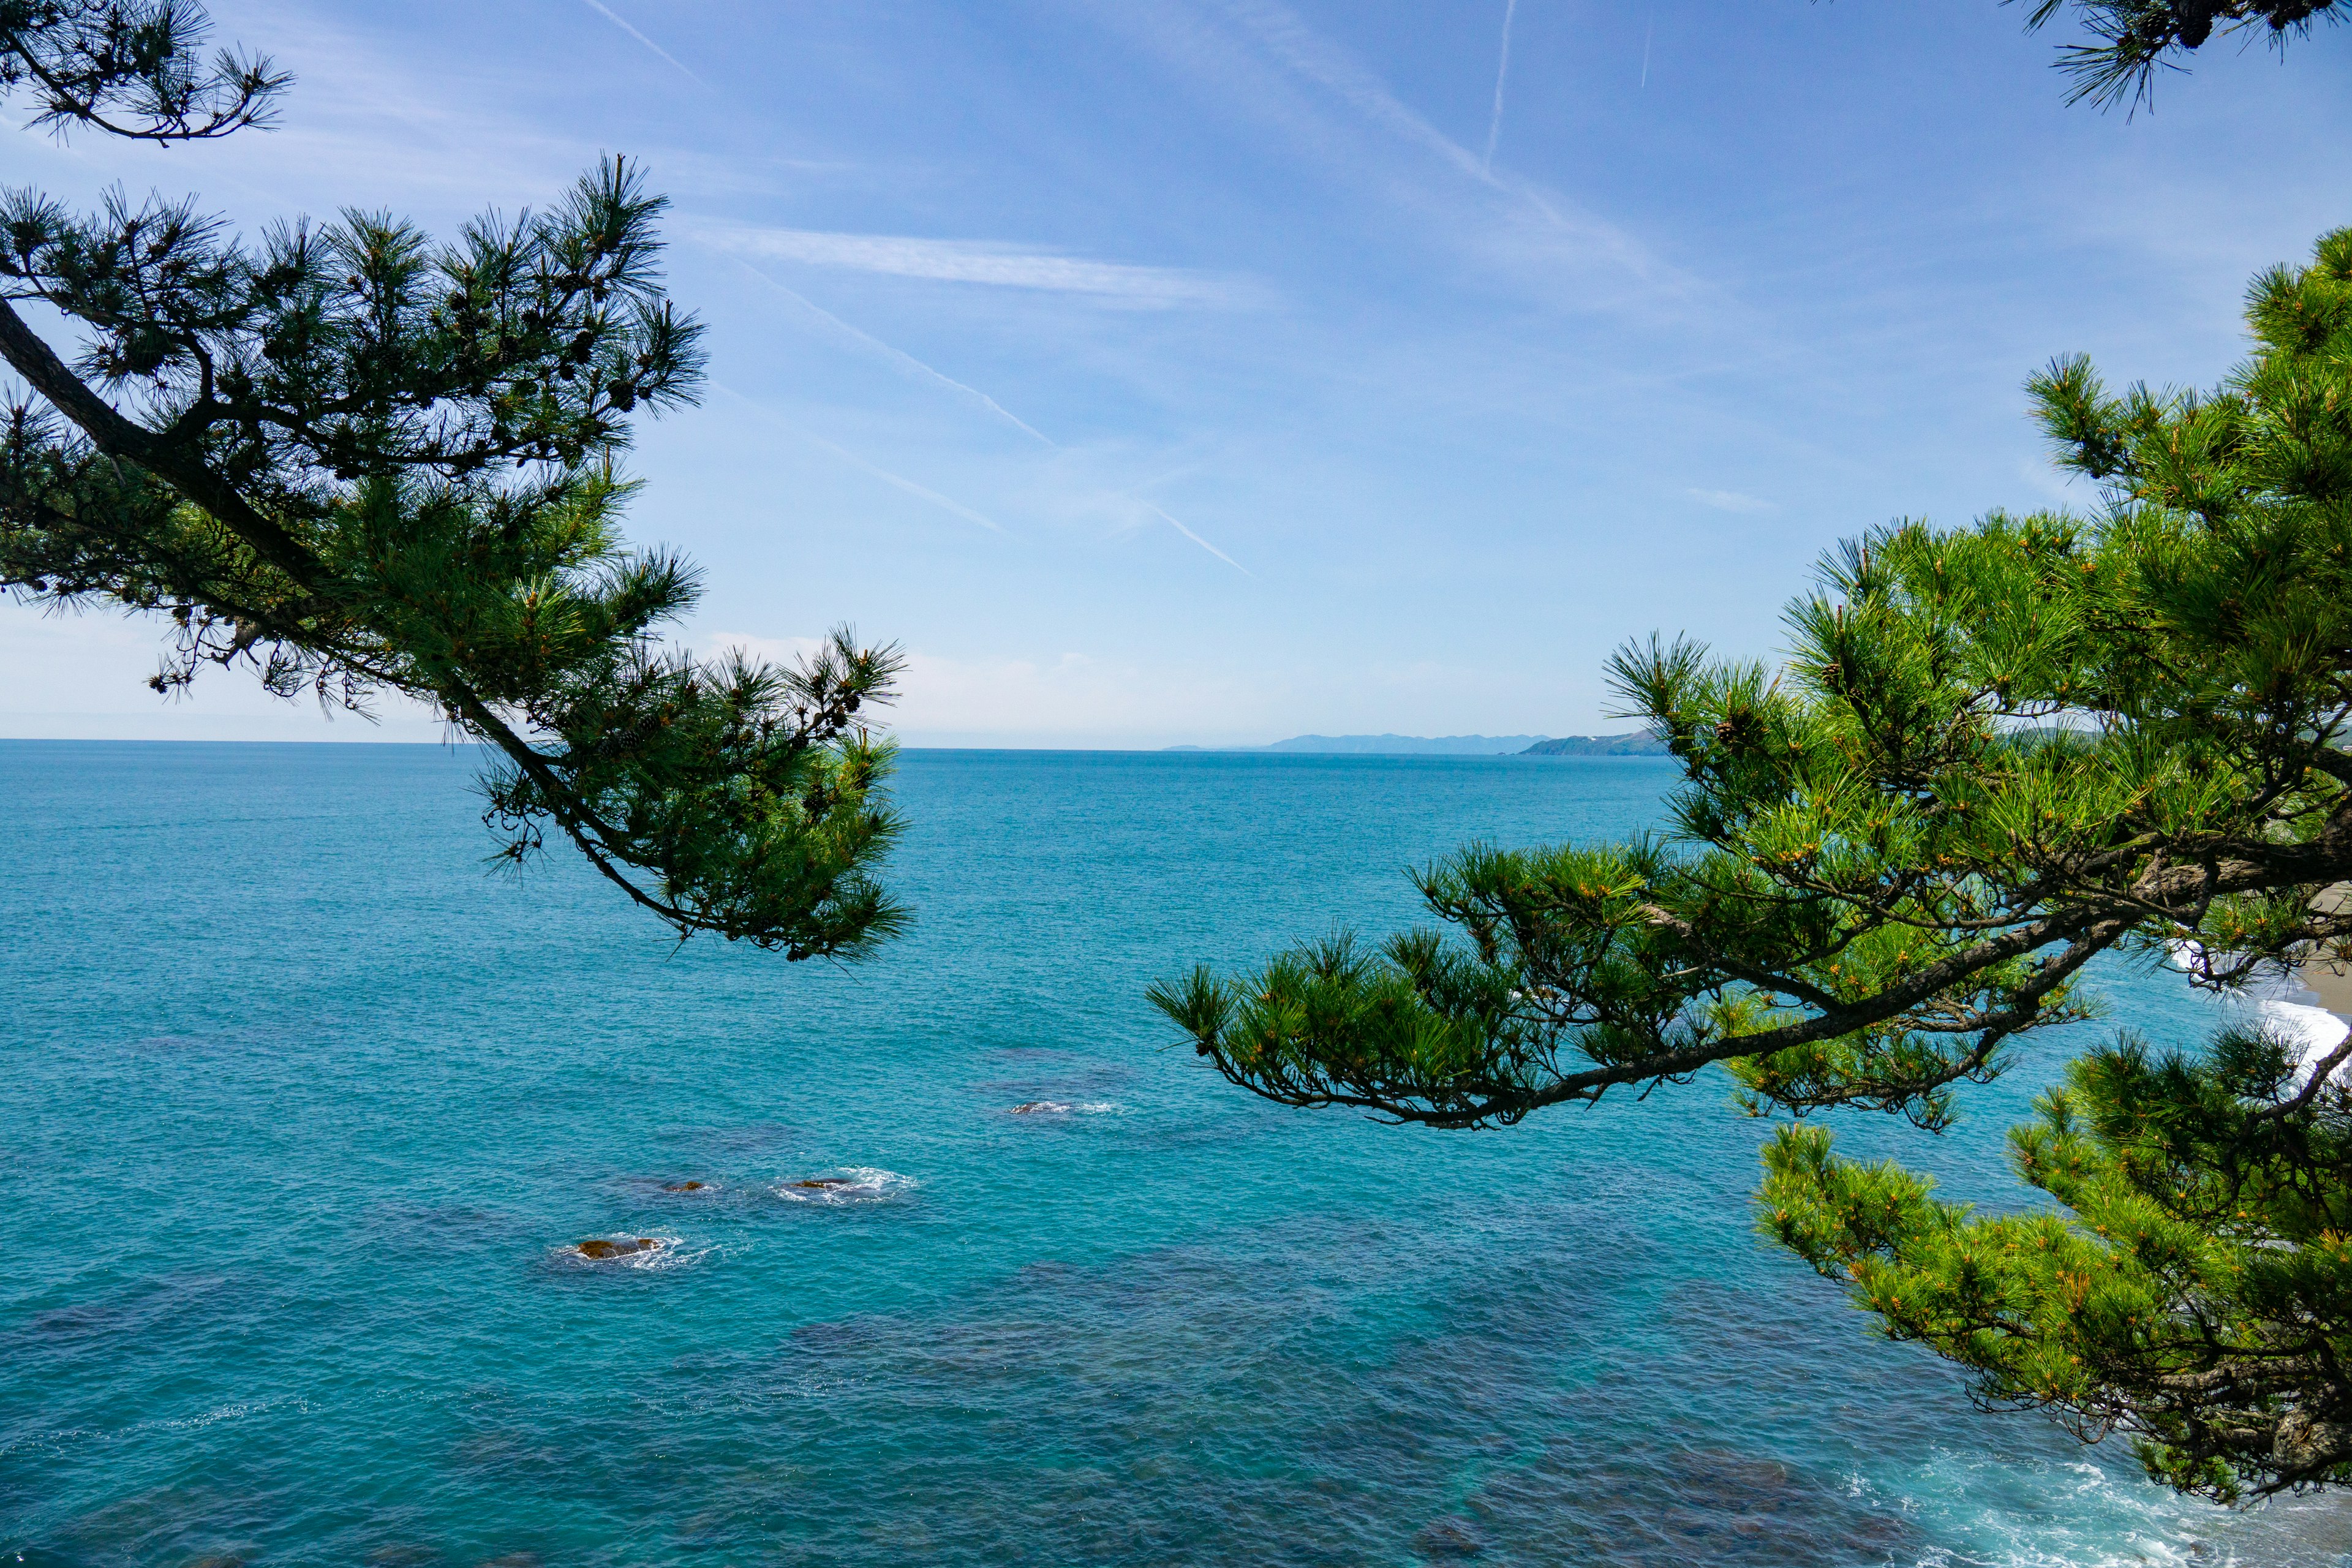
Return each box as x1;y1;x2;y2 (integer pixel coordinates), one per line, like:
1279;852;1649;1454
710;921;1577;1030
6;741;2350;1567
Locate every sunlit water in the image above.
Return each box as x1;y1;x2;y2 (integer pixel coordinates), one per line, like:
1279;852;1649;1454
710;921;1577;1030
4;742;2348;1567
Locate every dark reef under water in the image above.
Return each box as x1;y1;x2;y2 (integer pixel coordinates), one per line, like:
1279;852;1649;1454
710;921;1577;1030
4;742;2350;1566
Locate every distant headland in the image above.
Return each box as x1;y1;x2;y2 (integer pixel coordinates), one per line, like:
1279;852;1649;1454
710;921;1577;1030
1164;733;1668;756
1517;733;1670;756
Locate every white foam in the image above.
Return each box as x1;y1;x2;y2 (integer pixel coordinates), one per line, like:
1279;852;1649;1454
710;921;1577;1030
2256;997;2350;1061
557;1234;695;1270
774;1166;916;1204
2168;939;2350;1086
1896;1442;2227;1568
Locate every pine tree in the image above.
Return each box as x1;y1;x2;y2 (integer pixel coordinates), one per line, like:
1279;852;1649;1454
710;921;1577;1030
0;3;907;958
1154;230;2352;1498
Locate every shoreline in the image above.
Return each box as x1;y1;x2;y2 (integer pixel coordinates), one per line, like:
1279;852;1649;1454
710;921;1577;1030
2297;883;2352;1042
2302;959;2352;1020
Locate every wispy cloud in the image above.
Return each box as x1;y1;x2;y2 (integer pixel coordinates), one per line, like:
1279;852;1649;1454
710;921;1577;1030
578;0;704;85
1211;0;1491;187
713;383;1003;532
708;633;1290;746
702;225;1252;309
703;631;1542;748
1483;0;1518;173
723;260;1248;568
1142;502;1251;575
726;258;1055;446
1175;0;1682;295
1687;488;1777;514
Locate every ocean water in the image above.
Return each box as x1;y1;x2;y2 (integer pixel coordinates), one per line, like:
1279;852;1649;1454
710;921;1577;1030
4;741;2350;1568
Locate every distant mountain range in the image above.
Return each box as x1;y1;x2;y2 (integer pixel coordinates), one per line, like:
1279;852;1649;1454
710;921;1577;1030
1164;733;1668;756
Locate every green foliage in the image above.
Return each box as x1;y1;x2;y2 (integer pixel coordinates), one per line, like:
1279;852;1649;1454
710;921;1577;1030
1159;230;2352;1493
0;1;287;141
2010;1;2343;110
0;4;907;957
1765;1030;2352;1502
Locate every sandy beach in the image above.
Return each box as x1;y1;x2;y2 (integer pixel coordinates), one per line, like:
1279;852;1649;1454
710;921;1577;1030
2305;960;2352;1019
2299;885;2352;1023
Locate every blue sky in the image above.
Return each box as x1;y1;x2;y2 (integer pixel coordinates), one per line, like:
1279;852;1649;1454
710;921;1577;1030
4;1;2349;745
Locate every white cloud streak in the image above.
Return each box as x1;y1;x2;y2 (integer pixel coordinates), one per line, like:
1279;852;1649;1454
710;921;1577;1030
726;258;1056;446
1194;0;1677;289
1142;502;1251;575
713;383;1004;532
1483;0;1518;173
721;263;1245;569
578;0;705;85
704;225;1248;308
1212;0;1493;187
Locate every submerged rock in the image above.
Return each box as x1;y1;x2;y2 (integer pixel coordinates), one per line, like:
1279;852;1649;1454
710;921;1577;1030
574;1237;663;1260
1410;1520;1485;1559
1010;1101;1071;1115
662;1180;709;1192
789;1177;853;1189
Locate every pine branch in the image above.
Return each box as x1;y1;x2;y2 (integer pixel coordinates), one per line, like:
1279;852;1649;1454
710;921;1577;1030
0;1;288;141
0;3;908;956
2008;0;2345;110
1158;223;2352;1500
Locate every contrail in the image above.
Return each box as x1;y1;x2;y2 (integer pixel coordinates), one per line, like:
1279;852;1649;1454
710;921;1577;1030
1216;0;1490;184
1144;502;1251;575
1483;0;1518;173
579;0;705;86
1641;17;1653;88
718;282;1242;564
730;259;1057;447
1212;0;1670;279
713;383;1004;532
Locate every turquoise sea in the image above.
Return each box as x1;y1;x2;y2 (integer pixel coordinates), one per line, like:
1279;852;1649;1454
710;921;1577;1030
6;741;2351;1567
